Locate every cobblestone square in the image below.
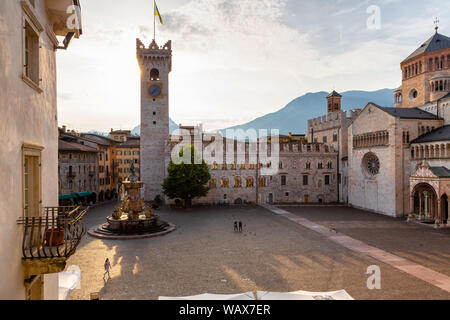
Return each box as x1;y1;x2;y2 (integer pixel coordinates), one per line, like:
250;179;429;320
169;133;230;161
67;203;450;300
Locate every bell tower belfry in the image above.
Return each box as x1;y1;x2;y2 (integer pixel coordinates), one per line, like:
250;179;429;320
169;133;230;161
327;90;342;113
137;38;172;201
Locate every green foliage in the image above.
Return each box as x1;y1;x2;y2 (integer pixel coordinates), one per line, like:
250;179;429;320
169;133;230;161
162;145;211;207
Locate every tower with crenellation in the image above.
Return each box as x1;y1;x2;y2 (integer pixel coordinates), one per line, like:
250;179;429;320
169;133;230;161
136;38;172;201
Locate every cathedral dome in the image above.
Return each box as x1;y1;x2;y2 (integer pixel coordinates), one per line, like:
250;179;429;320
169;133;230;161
402;32;450;63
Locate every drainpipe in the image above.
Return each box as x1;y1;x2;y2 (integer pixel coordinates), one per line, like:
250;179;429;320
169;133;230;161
256;139;259;204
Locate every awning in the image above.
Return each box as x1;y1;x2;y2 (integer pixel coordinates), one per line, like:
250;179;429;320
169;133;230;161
59;193;77;200
76;192;92;197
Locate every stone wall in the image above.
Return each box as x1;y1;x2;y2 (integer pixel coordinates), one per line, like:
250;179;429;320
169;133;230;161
0;0;59;299
184;142;338;205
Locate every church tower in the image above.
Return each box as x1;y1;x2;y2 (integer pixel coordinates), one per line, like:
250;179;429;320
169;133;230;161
327;90;342;113
136;38;172;201
396;24;450;108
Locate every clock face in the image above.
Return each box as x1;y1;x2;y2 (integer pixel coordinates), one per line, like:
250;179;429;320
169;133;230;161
148;84;162;98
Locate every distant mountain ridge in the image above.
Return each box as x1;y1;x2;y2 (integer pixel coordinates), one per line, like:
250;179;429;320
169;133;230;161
86;119;179;137
87;89;395;137
218;89;395;135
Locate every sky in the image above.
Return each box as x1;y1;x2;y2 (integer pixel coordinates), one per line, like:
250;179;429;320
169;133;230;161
56;0;450;132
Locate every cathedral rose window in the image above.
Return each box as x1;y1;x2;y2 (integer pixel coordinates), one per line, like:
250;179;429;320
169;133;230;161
363;153;380;176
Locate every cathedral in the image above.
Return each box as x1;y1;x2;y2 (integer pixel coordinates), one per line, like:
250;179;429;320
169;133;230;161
347;27;450;227
137;26;450;228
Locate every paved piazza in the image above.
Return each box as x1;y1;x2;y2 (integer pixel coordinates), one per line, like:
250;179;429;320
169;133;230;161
68;203;450;300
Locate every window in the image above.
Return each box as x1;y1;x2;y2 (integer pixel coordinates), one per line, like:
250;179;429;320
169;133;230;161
212;163;218;170
209;179;217;189
318;162;323;169
363;153;380;176
327;162;333;169
246;177;254;187
258;177;266;187
325;175;330;185
221;178;229;188
303;175;308;186
23;146;41;219
409;89;418;101
234;177;242;188
23;19;40;87
333;134;338;142
306;162;311;169
281;175;287;186
150;68;160;81
279;162;283;169
323;136;327;143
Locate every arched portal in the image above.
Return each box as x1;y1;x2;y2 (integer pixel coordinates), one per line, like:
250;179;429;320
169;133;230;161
412;183;438;221
441;194;449;224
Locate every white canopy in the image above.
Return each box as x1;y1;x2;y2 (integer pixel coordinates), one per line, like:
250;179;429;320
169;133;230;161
159;290;354;301
257;290;354;300
159;292;256;300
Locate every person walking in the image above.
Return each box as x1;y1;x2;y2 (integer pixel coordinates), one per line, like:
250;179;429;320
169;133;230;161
234;221;238;232
104;258;112;280
239;221;243;232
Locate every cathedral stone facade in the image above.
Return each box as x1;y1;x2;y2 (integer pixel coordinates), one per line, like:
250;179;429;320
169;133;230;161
348;28;450;227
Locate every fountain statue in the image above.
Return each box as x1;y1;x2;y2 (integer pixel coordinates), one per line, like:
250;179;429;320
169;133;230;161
88;163;175;239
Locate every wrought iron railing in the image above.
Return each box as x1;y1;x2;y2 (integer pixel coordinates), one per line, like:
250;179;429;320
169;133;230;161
17;206;89;260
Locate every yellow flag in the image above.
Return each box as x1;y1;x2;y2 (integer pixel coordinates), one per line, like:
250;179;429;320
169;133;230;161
154;1;163;25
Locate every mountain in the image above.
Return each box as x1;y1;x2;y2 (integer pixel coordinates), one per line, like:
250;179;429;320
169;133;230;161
131;118;179;136
219;89;395;136
85;130;109;137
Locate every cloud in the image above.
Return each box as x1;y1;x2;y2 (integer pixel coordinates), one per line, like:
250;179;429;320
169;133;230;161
57;0;450;132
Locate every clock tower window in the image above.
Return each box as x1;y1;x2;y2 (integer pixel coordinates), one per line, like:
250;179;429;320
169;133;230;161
150;68;160;81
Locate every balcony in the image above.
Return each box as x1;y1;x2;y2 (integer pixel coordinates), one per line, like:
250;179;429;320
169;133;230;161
17;206;88;278
45;0;82;38
89;171;96;177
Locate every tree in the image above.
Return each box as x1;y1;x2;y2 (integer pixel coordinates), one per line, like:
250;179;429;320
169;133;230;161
162;145;211;207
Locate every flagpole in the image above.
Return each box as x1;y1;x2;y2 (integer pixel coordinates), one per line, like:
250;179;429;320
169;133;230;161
153;0;156;40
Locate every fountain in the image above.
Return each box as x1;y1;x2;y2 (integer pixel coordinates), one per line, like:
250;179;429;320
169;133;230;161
88;163;176;240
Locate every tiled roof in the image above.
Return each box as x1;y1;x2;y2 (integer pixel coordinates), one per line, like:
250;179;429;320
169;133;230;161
59;140;99;153
430;166;450;178
117;137;140;148
81;134;116;146
429;72;450;80
327;90;342;98
373;104;440;120
411;125;450;143
403;32;450;63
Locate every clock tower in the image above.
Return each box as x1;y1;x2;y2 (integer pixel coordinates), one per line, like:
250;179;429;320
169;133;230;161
136;38;172;201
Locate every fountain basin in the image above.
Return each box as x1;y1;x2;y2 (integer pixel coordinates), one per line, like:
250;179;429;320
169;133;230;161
105;215;167;233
